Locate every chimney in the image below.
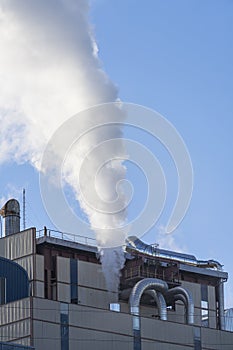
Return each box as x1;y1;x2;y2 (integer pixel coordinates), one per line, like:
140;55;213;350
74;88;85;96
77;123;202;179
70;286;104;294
0;199;20;236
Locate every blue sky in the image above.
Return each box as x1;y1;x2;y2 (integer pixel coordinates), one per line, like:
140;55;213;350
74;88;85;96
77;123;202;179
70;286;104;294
0;0;233;304
89;0;233;303
90;1;233;252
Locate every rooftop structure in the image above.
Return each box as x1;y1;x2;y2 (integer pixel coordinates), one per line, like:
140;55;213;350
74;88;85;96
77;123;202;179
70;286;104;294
0;202;233;349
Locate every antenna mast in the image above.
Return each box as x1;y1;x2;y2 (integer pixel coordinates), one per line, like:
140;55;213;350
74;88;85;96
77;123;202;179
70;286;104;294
23;188;26;230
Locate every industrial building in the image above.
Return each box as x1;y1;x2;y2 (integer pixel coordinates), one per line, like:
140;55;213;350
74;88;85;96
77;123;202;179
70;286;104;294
0;199;233;349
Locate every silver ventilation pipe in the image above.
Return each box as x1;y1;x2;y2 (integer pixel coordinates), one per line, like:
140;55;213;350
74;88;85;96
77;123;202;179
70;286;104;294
173;294;188;323
145;289;167;321
120;288;167;321
217;280;225;330
129;278;168;350
0;199;20;236
165;286;194;325
126;236;223;270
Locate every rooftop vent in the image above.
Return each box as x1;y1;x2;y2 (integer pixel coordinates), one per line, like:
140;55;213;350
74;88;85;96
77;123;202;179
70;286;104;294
0;199;20;236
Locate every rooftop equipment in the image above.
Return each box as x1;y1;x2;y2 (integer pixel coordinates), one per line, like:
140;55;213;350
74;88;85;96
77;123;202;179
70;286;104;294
0;199;20;236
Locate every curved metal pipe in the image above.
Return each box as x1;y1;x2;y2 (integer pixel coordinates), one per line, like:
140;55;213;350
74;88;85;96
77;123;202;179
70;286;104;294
165;286;194;325
145;290;167;321
129;278;168;350
126;236;223;270
120;288;167;320
167;293;188;323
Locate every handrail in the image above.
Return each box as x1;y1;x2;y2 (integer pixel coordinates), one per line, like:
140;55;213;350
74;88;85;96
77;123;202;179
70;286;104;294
36;228;97;247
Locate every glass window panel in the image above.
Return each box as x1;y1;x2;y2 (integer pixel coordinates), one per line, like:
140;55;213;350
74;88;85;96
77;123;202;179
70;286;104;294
110;303;120;312
201;300;208;309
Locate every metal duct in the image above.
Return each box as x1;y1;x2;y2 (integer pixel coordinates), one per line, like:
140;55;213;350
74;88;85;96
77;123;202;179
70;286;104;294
217;280;225;330
126;236;223;270
145;289;167;321
165;286;194;325
0;199;20;236
129;278;168;350
120;289;167;321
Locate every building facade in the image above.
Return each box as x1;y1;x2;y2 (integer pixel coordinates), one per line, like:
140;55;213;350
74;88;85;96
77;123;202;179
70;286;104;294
0;218;232;349
0;199;233;350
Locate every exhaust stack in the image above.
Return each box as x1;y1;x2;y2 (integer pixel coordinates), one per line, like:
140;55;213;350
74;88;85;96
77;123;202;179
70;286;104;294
0;199;20;236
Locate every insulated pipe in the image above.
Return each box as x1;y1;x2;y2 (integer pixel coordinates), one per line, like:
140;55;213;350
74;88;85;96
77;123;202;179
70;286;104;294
165;286;194;325
129;278;168;350
167;293;188;323
126;236;223;270
145;290;167;321
120;288;167;320
217;280;225;330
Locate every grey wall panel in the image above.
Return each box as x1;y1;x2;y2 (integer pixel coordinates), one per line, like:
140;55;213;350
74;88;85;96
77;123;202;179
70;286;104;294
141;317;194;345
208;286;216;311
33;320;60;350
69;303;132;336
0;229;35;261
181;281;201;308
77;261;106;290
166;302;186;324
78;286;117;309
33;298;60;323
201;328;233;350
57;257;70;284
35;255;44;282
142;340;193;350
69;326;132;350
35;282;44;298
57;283;70;303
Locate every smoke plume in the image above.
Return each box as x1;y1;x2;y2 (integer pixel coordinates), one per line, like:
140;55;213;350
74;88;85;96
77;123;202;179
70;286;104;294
0;0;127;291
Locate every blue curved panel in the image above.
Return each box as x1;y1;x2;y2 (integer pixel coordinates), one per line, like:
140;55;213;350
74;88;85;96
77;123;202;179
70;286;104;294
0;257;29;303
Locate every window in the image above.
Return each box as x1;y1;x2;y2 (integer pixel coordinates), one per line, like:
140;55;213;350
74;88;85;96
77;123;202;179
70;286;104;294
110;303;120;312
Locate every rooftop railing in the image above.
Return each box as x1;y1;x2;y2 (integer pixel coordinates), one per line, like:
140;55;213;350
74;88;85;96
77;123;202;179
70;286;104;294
36;227;97;247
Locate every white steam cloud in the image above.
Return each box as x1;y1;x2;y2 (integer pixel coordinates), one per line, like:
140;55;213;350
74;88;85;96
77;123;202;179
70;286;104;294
0;0;127;291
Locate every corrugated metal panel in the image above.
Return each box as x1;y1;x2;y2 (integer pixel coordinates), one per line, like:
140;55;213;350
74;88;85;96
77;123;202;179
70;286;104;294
0;229;35;261
14;256;34;281
0;298;30;326
0;319;30;342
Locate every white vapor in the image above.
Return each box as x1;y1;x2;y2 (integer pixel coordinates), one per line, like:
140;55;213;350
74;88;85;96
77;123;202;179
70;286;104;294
0;0;127;291
156;226;187;253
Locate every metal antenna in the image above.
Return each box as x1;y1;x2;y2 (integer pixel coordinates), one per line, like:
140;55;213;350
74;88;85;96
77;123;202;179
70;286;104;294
23;188;26;230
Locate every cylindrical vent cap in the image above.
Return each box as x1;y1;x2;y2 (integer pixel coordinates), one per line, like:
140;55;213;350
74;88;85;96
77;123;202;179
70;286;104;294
0;199;20;236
